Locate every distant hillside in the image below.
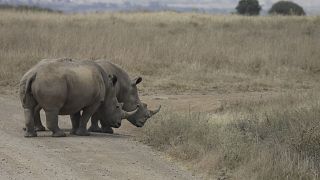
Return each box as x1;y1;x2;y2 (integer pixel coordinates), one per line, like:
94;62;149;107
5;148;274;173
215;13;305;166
0;4;60;12
0;0;319;15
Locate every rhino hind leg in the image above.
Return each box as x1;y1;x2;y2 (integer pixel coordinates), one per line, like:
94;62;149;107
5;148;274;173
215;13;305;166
75;103;100;136
35;126;46;132
24;108;37;137
88;125;102;133
45;109;66;137
88;115;102;133
34;106;46;131
70;112;81;135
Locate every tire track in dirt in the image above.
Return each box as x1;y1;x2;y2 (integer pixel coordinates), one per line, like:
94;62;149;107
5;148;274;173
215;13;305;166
0;95;199;180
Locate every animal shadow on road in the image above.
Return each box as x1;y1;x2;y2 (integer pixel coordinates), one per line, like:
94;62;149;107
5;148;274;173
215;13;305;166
34;128;133;139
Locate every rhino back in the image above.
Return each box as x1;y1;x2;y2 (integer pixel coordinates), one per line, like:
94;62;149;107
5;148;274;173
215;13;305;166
32;60;105;115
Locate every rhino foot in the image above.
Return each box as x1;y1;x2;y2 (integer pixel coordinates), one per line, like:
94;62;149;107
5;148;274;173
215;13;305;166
24;131;37;138
75;128;90;136
35;125;46;131
88;125;102;133
70;128;77;135
101;126;114;134
52;130;66;137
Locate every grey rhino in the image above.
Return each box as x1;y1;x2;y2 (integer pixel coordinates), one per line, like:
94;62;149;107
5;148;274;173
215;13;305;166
32;60;161;134
88;60;161;133
19;58;137;137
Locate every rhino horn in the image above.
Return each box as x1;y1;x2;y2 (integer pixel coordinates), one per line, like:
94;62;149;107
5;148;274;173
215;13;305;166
149;105;161;117
122;107;139;119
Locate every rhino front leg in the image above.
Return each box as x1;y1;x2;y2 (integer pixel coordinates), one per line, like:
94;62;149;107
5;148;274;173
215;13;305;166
75;103;100;136
34;105;46;131
45;109;66;137
100;120;114;134
70;112;80;135
24;108;37;137
88;113;102;133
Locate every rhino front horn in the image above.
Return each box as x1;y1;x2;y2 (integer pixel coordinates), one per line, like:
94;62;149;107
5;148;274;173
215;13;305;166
122;107;139;119
149;105;161;117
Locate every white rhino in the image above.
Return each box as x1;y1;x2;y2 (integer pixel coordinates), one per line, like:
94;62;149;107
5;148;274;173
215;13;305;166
19;58;137;137
32;60;160;134
88;60;161;133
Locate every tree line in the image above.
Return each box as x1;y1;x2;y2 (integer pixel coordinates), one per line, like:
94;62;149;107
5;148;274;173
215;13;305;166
236;0;306;16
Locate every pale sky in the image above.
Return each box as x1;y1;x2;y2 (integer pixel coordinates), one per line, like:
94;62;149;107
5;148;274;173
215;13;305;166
80;0;320;9
5;0;320;14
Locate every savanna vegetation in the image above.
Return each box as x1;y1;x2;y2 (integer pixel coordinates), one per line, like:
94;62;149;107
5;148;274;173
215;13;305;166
236;0;261;16
269;1;306;16
0;4;58;13
0;10;320;179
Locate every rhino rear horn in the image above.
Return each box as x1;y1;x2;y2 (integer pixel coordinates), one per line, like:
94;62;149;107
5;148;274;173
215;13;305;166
149;105;161;117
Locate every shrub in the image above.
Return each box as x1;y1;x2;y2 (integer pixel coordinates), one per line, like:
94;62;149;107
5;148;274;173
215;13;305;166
269;1;306;16
236;0;261;16
140;93;320;179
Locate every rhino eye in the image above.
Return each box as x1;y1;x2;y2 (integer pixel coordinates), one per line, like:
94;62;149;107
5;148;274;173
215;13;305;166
116;105;120;109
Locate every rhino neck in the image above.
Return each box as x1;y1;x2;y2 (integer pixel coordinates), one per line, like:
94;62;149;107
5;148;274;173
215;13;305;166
95;60;141;112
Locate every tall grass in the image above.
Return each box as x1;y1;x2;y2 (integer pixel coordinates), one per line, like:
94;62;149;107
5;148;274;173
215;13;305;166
0;11;319;93
1;11;320;179
140;92;320;179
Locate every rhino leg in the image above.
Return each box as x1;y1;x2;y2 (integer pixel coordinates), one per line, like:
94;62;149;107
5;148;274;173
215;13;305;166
34;106;46;131
45;109;66;137
75;103;100;136
88;114;102;133
24;108;37;137
101;126;114;134
100;120;114;134
70;112;80;135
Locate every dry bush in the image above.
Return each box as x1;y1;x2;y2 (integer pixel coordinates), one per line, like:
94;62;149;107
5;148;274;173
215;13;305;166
0;11;320;93
140;92;320;179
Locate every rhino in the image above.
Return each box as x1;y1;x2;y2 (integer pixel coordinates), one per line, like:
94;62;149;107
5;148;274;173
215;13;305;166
88;60;161;133
32;60;161;134
19;58;137;137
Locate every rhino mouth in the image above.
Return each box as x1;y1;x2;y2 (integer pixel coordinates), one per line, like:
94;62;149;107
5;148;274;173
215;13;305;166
111;122;121;128
135;117;150;127
109;122;121;128
135;121;144;127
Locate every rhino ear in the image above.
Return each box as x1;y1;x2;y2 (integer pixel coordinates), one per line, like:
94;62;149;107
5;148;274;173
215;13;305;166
110;74;117;86
132;77;142;86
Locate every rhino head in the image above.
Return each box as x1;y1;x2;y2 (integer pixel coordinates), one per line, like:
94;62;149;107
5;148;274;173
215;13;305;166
101;75;139;128
121;77;161;127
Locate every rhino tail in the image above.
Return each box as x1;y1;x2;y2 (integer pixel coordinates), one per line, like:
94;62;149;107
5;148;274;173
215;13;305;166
19;72;37;106
25;72;36;94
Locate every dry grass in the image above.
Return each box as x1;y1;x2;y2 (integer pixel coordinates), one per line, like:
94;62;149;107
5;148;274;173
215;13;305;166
1;10;320;179
141;91;320;179
0;11;320;93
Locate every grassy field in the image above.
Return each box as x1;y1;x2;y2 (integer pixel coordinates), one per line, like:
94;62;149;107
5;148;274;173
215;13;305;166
141;91;320;179
1;11;320;93
1;10;320;179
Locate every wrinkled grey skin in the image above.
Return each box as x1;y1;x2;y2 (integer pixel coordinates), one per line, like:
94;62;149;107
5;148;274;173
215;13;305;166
88;60;161;133
19;58;136;137
32;60;160;134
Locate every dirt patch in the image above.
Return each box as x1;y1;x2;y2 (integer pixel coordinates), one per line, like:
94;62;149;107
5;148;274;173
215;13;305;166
0;95;200;180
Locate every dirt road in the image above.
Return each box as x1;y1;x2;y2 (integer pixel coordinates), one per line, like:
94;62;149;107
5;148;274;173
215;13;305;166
0;95;201;180
0;90;279;179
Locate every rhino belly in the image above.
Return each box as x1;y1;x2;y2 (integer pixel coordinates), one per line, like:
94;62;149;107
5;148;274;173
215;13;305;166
58;86;103;115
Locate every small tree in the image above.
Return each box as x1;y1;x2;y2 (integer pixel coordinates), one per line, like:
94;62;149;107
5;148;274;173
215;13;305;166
236;0;261;16
269;1;305;16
